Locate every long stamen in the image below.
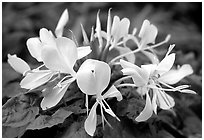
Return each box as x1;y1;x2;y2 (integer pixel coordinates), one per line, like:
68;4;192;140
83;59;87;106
116;83;137;88
33;64;45;71
86;94;89;116
147;84;189;92
158;80;190;92
100;101;112;128
99;103;105;129
102;99;120;121
156;84;173;106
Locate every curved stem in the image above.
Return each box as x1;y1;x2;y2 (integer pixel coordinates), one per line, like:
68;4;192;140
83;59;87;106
109;34;171;65
109;48;140;65
113;76;132;85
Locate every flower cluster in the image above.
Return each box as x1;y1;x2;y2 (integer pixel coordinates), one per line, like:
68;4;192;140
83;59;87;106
7;9;196;136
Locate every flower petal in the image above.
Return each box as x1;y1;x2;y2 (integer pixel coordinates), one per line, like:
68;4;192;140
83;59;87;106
95;11;103;48
181;89;196;94
55;9;69;38
40;78;75;110
156;90;175;110
158;64;193;85
20;70;53;90
80;24;89;45
41;44;75;75
120;59;149;86
139;20;158;46
39;28;55;45
135;93;153;122
111;16;130;43
156;53;175;75
84;102;98;136
137;87;148;96
76;59;97;95
117;18;130;40
103;85;122;101
77;46;92;60
122;68;147;87
26;37;43;62
106;8;112;42
115;46;135;64
76;59;111;95
7;54;30;75
142;50;159;64
111;16;120;38
56;37;78;69
141;64;157;79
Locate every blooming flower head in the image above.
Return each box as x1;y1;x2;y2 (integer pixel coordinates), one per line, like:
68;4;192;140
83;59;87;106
8;9;92;111
120;45;196;122
76;59;122;136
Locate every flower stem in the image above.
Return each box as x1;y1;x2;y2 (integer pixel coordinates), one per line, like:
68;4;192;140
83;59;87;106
113;76;132;86
109;34;171;65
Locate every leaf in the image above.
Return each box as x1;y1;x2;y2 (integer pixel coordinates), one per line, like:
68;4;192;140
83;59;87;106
2;63;20;88
2;125;28;138
64;99;87;114
61;119;91;138
116;91;145;121
3;82;26;98
2;94;39;128
26;108;73;130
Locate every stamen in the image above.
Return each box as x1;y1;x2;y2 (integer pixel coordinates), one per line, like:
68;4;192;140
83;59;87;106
33;64;45;71
100;103;105;129
102;99;120;121
86;94;89;116
116;83;137;88
158;81;190;92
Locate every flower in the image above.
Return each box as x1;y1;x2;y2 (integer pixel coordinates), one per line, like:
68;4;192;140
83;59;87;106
76;59;122;136
119;45;195;122
138;19;158;48
108;14;136;63
110;15;130;46
38;28;92;110
8;9;92;110
7;54;31;75
7;54;55;90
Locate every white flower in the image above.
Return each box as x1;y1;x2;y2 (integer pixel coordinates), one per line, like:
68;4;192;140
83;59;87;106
76;59;122;136
7;54;31;75
9;9;92;110
7;54;54;91
110;15;130;46
138;19;158;48
120;45;195;122
55;9;69;38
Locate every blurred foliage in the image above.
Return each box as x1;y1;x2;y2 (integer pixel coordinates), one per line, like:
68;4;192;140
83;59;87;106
2;2;202;138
